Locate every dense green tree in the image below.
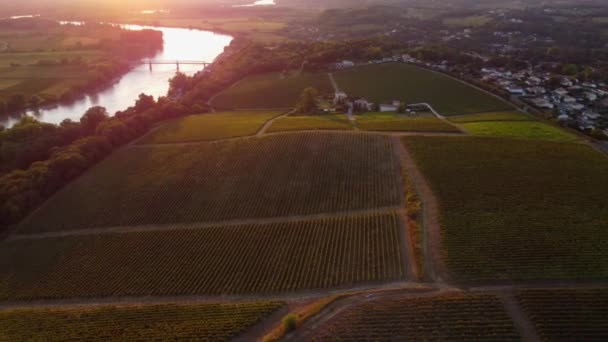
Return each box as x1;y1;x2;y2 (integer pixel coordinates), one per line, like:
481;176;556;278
80;106;109;133
295;87;319;114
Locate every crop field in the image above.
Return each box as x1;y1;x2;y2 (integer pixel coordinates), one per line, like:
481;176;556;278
0;302;283;341
266;114;353;132
312;293;519;340
517;289;608;341
18;133;402;233
1;214;405;299
210;71;333;110
356;112;461;132
333;63;513;115
448;111;533;123
461;121;579;142
403;137;608;281
138;111;281;144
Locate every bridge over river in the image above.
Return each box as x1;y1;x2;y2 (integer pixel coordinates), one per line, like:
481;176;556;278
139;60;211;71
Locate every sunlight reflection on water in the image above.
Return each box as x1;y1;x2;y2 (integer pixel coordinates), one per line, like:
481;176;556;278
1;24;232;127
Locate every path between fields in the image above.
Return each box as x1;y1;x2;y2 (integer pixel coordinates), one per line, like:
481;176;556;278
0;281;432;310
500;292;541;342
328;73;339;93
396;137;449;284
9;206;403;241
256;110;292;136
132;130;466;148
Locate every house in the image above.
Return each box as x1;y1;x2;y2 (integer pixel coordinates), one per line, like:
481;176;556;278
554;88;569;97
334;91;348;104
335;60;355;69
526;76;541;85
561;78;573;87
566;103;585;111
531;98;554;109
527;86;546;95
380;104;397;112
506;87;525;95
563;96;577;103
354;98;373;111
585;92;598;102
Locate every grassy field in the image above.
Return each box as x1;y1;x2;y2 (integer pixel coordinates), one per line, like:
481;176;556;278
517;289;608;341
139;111;281;144
403;137;608;281
312;293;519;340
18;133;402;233
267;114;353;132
448;111;533;123
356;112;461;132
461;121;579;142
0;302;283;340
210;71;333;110
2;214;405;299
334;63;513;115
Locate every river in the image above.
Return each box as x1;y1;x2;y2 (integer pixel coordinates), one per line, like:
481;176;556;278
1;24;233;128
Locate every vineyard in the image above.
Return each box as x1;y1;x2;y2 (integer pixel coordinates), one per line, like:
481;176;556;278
311;293;520;340
210;71;333;110
517;289;608;341
137;111;281;144
0;302;283;341
461;121;579;142
18;133;402;234
333;63;513;115
267;114;353;132
448;111;533;123
403;136;608;281
1;214;406;299
356;113;461;132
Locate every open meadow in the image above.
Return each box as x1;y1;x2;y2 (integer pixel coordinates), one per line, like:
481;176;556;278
138;111;282;144
447;111;533;123
1;214;405;299
333;63;513;115
356;112;461;132
311;293;520;340
210;71;333;110
403;136;608;281
461;121;579;142
18;133;402;233
517;289;608;341
0;302;283;341
267;114;353;132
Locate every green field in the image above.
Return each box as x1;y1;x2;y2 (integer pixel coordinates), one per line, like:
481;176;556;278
356;112;461;132
517;289;608;341
448;111;533;123
403;137;608;281
18;133;402;233
312;293;519;340
139;111;281;144
333;63;513;115
461;121;579;142
2;214;405;299
0;302;283;340
267;114;353;132
210;71;333;110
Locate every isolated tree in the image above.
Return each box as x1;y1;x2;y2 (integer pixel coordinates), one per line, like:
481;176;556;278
295;87;319;114
80;106;109;133
562;64;579;76
134;93;156;112
397;103;406;114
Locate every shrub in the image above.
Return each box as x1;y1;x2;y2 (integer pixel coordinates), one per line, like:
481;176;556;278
282;314;297;332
